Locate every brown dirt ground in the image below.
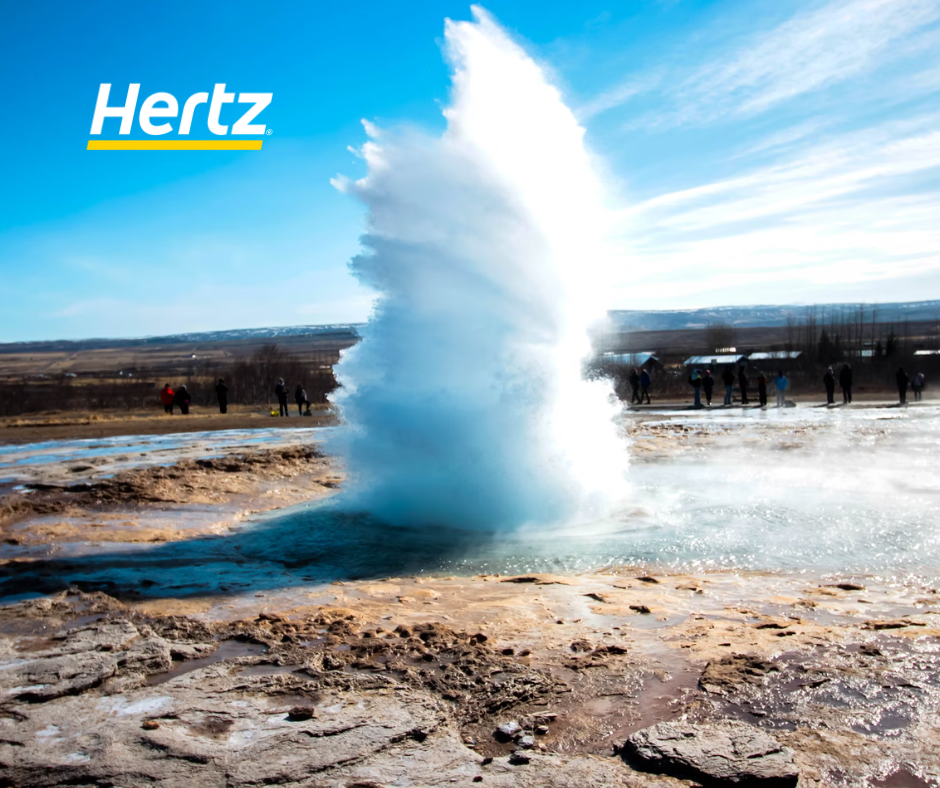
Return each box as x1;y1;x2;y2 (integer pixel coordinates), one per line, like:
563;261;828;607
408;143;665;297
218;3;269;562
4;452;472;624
0;405;338;445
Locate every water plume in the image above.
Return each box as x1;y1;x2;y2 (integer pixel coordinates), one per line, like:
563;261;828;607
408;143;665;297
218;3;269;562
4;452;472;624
331;6;628;530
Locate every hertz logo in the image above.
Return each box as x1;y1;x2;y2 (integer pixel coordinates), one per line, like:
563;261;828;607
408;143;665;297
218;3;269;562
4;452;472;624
88;84;272;150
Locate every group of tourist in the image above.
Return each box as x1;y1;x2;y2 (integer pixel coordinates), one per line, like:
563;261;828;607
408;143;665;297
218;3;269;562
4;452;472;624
159;377;315;416
628;362;928;409
159;383;194;415
821;366;925;405
274;378;313;417
627;368;653;405
686;366;789;409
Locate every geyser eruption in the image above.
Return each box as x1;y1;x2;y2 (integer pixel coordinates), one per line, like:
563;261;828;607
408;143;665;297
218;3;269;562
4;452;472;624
332;7;627;530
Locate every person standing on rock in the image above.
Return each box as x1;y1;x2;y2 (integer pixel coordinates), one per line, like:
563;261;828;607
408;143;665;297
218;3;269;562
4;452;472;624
757;371;768;408
689;368;703;409
912;371;925;402
160;383;175;415
639;369;652;404
215;378;229;414
702;369;715;406
839;363;853;404
738;365;749;406
628;368;641;404
722;367;735;406
173;384;191;415
823;367;836;405
275;378;289;417
896;368;909;404
774;371;788;408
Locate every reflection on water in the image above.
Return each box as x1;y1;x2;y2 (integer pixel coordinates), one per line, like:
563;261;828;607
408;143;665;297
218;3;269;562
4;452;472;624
2;406;938;601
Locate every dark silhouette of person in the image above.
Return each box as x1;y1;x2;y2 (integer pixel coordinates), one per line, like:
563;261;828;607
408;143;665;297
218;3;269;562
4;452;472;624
628;368;641;404
160;384;174;415
688;368;703;409
738;365;749;405
896;368;909;404
756;371;768;407
639;369;652;404
275;378;289;417
215;378;229;414
173;385;191;415
839;364;853;404
702;369;714;406
912;371;925;402
823;367;836;405
295;383;309;416
722;367;735;405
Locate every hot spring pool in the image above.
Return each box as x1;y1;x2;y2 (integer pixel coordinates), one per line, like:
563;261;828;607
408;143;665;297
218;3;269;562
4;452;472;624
4;405;936;601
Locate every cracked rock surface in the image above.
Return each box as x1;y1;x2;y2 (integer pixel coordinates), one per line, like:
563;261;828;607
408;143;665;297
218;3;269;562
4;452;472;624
0;595;676;788
623;720;799;787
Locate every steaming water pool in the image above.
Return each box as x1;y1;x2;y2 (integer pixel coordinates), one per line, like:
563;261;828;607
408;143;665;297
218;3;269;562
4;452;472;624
239;402;940;582
4;405;936;602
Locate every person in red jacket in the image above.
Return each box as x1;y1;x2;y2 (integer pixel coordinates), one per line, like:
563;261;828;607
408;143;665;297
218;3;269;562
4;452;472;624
160;383;175;415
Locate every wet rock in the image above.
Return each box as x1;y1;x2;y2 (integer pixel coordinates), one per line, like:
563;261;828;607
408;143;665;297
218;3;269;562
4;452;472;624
495;720;521;741
0;622;174;701
863;618;927;630
1;665;449;787
700;654;779;695
623;720;798;787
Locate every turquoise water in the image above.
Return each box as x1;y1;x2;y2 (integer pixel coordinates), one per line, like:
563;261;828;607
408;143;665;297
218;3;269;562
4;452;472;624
1;406;937;602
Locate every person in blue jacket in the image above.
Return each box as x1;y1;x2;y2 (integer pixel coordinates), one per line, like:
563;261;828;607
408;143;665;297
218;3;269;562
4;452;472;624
774;371;788;408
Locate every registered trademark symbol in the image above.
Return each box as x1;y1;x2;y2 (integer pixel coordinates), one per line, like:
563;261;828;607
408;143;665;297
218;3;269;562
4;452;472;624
266;129;273;135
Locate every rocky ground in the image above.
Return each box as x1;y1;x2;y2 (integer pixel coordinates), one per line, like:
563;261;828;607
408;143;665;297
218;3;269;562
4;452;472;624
1;442;341;562
1;418;939;787
0;407;337;445
1;571;938;788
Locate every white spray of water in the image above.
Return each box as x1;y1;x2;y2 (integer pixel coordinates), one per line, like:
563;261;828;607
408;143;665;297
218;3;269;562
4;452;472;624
331;7;628;530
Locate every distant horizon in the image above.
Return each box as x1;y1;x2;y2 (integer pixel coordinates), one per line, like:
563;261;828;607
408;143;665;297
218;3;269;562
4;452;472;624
3;297;939;347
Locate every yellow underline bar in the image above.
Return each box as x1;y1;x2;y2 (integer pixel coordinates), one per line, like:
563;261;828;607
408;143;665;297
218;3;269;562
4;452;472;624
87;140;263;150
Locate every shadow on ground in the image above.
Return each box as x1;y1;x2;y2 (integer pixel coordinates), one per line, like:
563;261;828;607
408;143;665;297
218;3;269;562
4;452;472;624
1;501;490;603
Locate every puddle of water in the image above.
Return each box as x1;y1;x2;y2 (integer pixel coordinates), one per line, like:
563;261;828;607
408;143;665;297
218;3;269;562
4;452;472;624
237;663;303;677
871;769;937;788
146;639;267;686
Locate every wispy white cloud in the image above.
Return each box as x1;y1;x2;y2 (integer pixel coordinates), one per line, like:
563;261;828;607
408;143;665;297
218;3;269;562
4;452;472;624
612;111;940;307
587;0;940;124
577;73;661;120
682;0;940;120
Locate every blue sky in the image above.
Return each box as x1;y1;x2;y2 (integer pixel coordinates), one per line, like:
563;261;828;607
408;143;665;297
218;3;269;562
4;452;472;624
1;0;939;342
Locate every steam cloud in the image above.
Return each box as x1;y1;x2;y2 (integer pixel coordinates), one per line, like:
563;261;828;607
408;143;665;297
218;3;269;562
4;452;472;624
331;7;628;530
